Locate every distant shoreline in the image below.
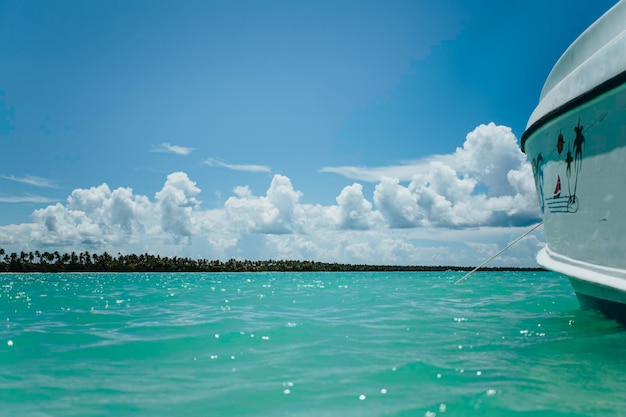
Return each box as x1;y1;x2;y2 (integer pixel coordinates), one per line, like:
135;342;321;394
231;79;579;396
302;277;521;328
0;248;543;273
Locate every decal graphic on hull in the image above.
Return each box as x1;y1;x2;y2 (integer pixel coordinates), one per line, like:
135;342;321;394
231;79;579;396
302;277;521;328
532;119;586;214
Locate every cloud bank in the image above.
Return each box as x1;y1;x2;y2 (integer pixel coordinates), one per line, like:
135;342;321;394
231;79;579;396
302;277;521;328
0;124;542;266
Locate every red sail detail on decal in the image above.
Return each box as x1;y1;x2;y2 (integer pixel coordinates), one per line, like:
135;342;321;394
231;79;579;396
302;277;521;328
553;175;561;197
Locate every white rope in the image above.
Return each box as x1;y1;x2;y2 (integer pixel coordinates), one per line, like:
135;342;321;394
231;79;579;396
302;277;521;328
454;222;543;285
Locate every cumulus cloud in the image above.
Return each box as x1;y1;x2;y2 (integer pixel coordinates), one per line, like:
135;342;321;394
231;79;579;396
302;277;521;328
321;123;539;228
334;183;383;230
151;142;195;155
373;177;421;228
31;183;154;247
2;174;202;251
155;172;201;239
450;123;527;196
32;203;104;246
367;123;539;228
224;174;302;234
0;123;544;266
204;157;271;173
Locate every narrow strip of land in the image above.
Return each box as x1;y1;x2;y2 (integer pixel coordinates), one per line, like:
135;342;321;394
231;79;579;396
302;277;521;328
0;249;542;273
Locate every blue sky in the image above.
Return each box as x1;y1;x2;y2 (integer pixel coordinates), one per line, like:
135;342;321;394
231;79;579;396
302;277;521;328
0;0;619;265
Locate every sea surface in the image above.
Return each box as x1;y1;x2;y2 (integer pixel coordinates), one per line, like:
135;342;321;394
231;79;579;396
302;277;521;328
2;271;626;417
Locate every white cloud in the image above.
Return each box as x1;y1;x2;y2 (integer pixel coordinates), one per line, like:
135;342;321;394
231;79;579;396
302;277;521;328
262;226;543;267
0;174;58;188
367;123;539;228
320;164;420;182
323;123;531;184
334;183;383;230
155;172;201;240
450;123;527;196
0;123;544;266
29;183;155;247
0;194;58;203
31;203;104;246
224;174;302;234
151;142;195;156
373;176;422;228
204;157;271;173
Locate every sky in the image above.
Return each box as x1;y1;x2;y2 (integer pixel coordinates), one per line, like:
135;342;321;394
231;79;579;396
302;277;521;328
0;0;620;266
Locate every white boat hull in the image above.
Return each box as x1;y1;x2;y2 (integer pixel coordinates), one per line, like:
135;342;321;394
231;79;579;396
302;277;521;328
523;74;626;316
522;1;626;318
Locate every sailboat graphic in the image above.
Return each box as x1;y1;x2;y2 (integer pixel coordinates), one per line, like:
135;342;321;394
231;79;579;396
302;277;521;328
553;175;561;198
547;175;569;212
542;118;587;214
547;173;578;213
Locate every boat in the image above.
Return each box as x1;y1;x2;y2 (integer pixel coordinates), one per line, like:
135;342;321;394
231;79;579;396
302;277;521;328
521;0;626;319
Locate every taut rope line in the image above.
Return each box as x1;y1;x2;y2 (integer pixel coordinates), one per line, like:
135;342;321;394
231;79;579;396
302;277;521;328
454;222;544;285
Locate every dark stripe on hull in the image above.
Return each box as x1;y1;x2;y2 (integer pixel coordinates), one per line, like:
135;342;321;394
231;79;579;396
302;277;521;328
521;69;626;153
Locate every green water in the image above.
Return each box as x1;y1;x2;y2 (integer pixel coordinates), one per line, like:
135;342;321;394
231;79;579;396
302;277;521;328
1;271;625;417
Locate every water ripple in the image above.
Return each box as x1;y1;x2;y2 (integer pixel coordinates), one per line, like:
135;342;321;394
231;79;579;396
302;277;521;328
2;271;626;416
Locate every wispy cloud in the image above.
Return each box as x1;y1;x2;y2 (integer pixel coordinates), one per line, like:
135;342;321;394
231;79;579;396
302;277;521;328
0;174;58;188
319;161;432;182
204;157;271;173
151;142;195;156
0;194;58;203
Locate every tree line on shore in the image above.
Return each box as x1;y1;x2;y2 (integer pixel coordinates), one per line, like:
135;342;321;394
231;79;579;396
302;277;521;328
0;248;543;273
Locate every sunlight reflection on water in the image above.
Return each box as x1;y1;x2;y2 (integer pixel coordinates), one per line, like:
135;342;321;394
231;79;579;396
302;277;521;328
1;271;626;416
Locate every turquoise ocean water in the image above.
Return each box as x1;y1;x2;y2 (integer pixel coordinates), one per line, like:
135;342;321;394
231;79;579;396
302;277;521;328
2;271;626;417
